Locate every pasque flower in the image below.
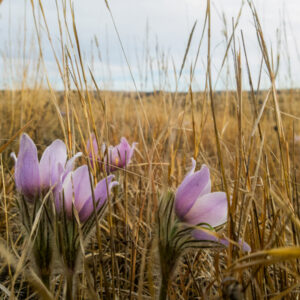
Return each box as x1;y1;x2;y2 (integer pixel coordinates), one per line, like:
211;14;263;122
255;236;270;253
175;158;227;227
11;133;81;200
88;135;137;172
55;165;118;222
158;159;250;300
10;133;81;289
175;158;250;251
104;137;137;172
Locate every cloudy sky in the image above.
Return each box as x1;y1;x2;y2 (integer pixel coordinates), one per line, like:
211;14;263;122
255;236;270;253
1;0;300;91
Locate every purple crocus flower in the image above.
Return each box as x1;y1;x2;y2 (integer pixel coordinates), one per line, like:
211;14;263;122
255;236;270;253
88;135;137;172
11;133;81;200
105;137;137;172
55;165;118;222
175;158;250;251
175;158;227;226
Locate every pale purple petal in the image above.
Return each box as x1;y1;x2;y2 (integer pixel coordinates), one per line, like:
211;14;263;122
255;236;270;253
192;228;220;242
79;175;118;222
105;146;116;172
192;229;251;252
63;152;82;180
54;152;82;211
119;137;136;165
15;134;40;199
11;152;18;188
87;134;98;159
128;142;137;164
10;152;17;164
239;240;251;252
101;143;106;154
61;165;92;217
54;175;64;212
175;163;211;220
39;139;67;188
58;171;73;216
109;146;121;169
183;158;197;180
183;192;227;226
73;165;93;211
118;137;131;165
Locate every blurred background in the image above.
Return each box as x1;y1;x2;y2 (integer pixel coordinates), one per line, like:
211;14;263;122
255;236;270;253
1;0;300;91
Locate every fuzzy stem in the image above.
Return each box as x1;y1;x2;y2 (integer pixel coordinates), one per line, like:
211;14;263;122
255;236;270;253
159;275;169;300
66;269;74;300
41;270;50;289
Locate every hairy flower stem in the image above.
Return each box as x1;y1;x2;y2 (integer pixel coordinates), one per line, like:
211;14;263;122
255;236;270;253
157;193;178;300
20;194;53;290
40;269;50;289
66;269;75;300
159;248;176;300
159;276;169;300
36;216;52;289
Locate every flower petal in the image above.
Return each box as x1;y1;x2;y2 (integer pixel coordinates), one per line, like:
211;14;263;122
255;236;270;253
61;165;92;217
240;241;251;252
54;175;64;212
129;142;138;164
192;228;220;242
10;152;17;164
79;175;118;222
73;165;93;211
58;171;73;215
175;163;211;220
192;229;251;252
183;192;227;227
184;157;197;179
107;147;119;171
118;137;131;165
63;152;82;180
105;145;116;172
15;134;40;199
54;152;82;211
39;139;67;188
119;137;136;165
87;133;98;159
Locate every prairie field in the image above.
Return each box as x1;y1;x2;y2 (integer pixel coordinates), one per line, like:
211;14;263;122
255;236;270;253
1;1;300;299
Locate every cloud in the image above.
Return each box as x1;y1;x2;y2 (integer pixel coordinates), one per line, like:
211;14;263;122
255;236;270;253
0;0;299;90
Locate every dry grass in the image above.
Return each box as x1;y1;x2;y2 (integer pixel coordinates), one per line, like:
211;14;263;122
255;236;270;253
1;0;300;299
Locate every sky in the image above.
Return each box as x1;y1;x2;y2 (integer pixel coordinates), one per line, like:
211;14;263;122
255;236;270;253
0;0;300;91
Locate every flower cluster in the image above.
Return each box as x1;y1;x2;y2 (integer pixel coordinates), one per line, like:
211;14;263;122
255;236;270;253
11;133;135;297
12;133;124;221
11;133;251;299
